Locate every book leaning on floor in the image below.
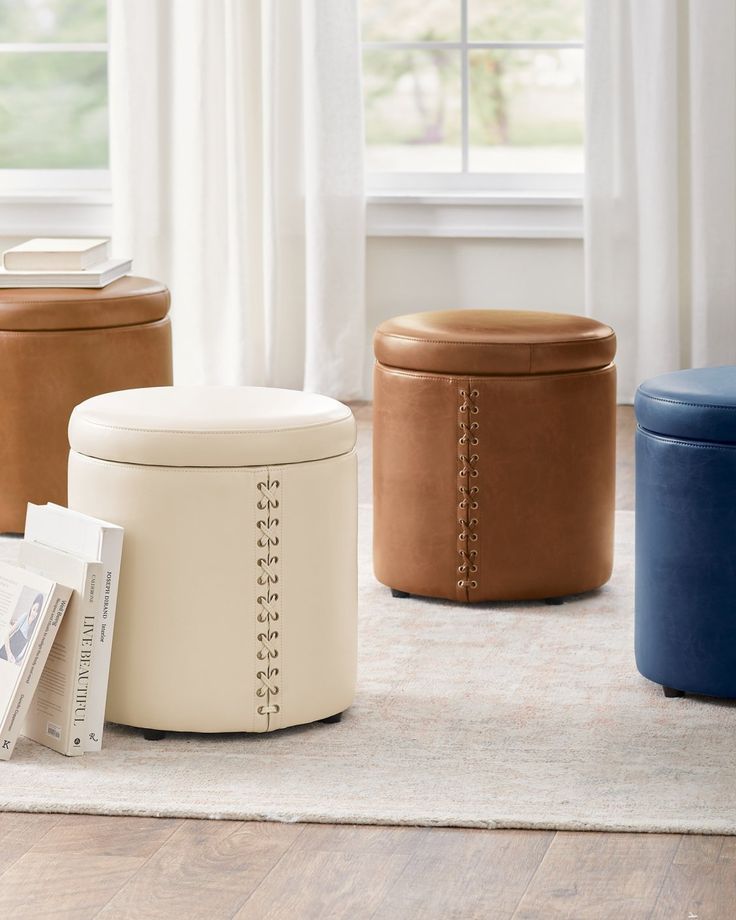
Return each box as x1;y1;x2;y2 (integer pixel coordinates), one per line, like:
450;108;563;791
23;504;124;753
0;564;71;761
20;541;104;756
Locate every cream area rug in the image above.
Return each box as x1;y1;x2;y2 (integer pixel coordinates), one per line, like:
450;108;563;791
1;509;735;834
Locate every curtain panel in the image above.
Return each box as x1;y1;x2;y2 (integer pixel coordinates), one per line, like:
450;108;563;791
585;0;736;401
109;0;366;398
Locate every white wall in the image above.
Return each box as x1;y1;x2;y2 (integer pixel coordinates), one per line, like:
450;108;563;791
0;236;25;249
364;236;585;394
367;237;584;319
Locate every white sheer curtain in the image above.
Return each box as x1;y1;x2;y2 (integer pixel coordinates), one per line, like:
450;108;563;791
585;0;736;401
109;0;366;399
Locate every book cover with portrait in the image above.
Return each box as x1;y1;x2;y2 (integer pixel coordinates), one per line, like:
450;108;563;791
0;563;71;761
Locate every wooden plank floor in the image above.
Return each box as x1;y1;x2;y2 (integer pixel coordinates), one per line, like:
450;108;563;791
3;406;734;920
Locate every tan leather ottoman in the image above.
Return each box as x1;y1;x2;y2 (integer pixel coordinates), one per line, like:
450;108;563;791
0;277;172;533
373;310;617;603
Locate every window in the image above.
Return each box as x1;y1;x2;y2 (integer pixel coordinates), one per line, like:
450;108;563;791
361;0;584;192
0;0;108;191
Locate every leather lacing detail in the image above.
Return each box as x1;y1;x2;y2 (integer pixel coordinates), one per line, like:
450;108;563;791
256;475;281;727
457;387;480;599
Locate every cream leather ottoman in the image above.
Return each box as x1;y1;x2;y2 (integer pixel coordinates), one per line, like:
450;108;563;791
67;386;357;736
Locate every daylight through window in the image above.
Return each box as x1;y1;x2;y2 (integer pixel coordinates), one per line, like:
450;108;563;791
361;0;584;179
0;0;108;169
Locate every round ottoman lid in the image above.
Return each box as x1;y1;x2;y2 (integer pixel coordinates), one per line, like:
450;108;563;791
636;366;736;444
69;386;356;467
374;309;616;375
0;276;169;331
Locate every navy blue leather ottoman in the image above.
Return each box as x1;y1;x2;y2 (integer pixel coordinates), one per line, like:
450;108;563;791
635;366;736;698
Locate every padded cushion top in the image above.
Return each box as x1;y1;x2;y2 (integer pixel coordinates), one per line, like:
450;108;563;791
373;309;616;376
636;366;736;444
69;386;356;467
0;276;169;331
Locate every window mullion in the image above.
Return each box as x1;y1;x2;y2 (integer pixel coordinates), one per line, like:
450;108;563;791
461;0;469;173
0;43;107;53
361;41;582;51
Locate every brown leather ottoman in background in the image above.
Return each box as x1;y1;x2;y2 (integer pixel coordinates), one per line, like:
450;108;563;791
0;276;173;533
373;310;617;603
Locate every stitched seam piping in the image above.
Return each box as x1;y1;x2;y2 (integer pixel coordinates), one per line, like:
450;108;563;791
0;290;168;308
72;416;353;436
0;317;170;335
375;330;616;347
375;362;615;382
457;383;479;601
374;365;459;383
255;472;281;729
69;448;357;470
637;428;736;451
638;392;736;411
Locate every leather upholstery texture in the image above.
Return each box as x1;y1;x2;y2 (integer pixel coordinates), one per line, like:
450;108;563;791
69;386;356;467
375;309;616;376
0;277;172;533
373;310;617;602
635;367;736;697
0;276;169;331
68;386;358;733
636;365;736;443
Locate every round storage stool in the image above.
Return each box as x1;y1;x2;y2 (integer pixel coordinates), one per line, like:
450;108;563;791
635;366;736;699
0;276;172;534
67;386;357;734
373;309;617;602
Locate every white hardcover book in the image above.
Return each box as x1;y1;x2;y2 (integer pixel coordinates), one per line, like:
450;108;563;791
19;542;104;756
0;258;132;289
0;563;71;761
2;238;110;271
24;504;124;752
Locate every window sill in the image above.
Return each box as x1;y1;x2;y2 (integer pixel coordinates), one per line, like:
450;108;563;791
0;189;112;238
0;188;583;242
366;191;583;240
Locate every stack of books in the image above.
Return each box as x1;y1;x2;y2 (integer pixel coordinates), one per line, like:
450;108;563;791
0;237;132;289
0;504;124;761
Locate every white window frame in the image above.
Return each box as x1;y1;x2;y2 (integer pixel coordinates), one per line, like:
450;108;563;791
0;35;112;238
363;1;584;239
1;5;583;241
